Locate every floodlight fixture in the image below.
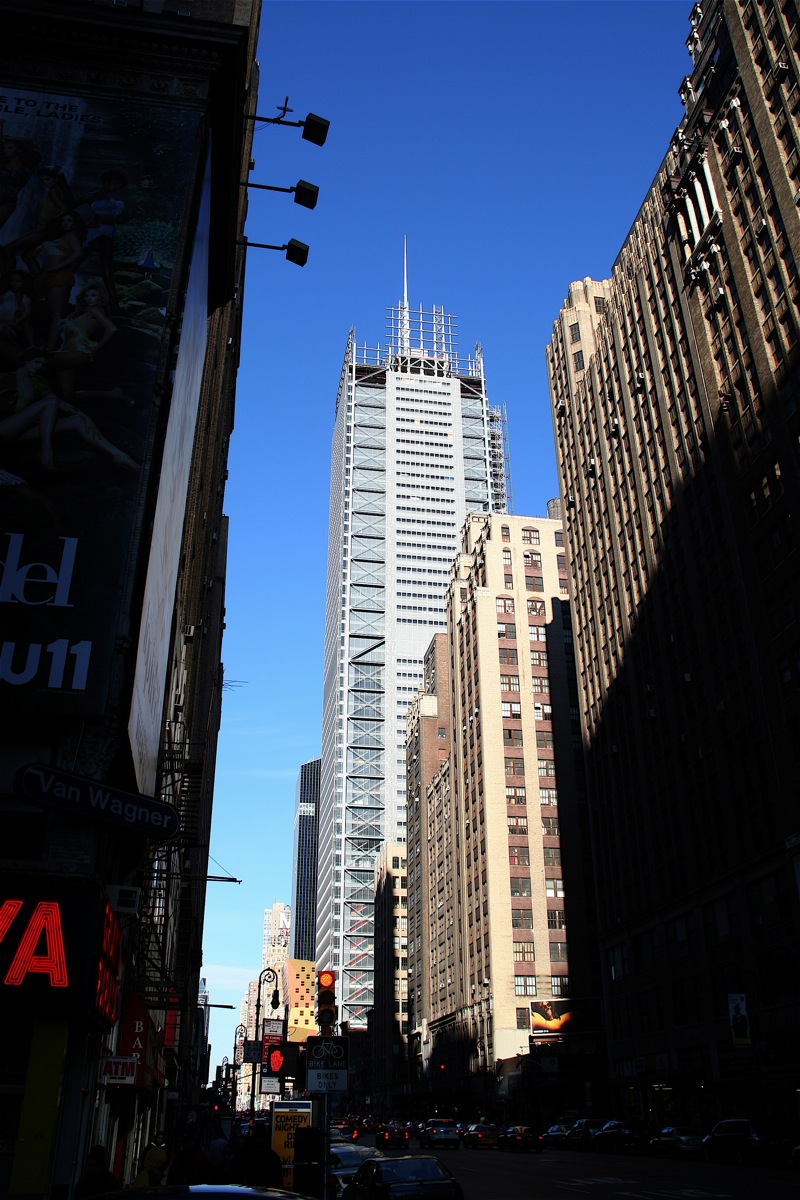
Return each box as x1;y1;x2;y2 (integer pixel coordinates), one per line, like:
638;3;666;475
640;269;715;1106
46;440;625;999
237;237;309;267
241;178;319;210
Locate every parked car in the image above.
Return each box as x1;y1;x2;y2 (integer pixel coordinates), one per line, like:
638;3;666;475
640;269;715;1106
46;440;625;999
592;1120;650;1154
649;1126;703;1158
378;1122;411;1150
541;1124;570;1148
565;1117;608;1149
420;1119;460;1149
702;1118;789;1164
497;1125;543;1153
341;1155;464;1200
330;1144;385;1197
463;1123;500;1149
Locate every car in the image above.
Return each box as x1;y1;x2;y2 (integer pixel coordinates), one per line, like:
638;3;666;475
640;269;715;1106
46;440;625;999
649;1126;703;1158
341;1155;463;1200
592;1120;649;1154
97;1190;317;1198
701;1118;789;1164
462;1123;500;1149
564;1117;608;1149
329;1144;385;1198
497;1125;543;1153
541;1124;570;1149
331;1120;359;1142
419;1119;460;1149
377;1122;411;1150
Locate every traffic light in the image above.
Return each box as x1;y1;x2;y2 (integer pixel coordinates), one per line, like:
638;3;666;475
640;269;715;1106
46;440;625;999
316;968;336;1032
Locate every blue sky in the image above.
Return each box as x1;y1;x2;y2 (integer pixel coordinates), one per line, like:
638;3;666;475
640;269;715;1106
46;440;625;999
201;0;691;1065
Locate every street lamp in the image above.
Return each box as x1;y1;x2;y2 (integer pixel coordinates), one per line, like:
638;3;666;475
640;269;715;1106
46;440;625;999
230;1024;247;1129
249;968;280;1123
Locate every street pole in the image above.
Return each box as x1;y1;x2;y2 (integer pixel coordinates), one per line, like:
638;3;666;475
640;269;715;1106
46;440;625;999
249;967;280;1126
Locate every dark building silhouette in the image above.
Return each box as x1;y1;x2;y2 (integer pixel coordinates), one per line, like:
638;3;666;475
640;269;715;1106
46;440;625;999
0;1;261;1193
547;0;800;1127
291;758;320;962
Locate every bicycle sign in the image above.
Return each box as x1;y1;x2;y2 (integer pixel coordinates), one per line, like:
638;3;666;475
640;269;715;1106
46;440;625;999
306;1035;349;1092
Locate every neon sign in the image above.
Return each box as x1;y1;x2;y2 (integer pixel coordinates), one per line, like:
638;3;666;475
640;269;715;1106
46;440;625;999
0;898;69;987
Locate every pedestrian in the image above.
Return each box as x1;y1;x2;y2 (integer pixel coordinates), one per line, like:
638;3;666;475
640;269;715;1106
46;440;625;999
73;1144;120;1198
233;1123;283;1188
167;1128;213;1184
130;1130;167;1189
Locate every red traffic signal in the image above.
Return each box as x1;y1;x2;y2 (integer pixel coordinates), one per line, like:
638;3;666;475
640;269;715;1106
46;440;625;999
316;968;336;1028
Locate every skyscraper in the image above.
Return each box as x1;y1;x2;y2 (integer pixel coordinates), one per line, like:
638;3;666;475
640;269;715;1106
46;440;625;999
291;758;321;961
406;514;600;1114
318;283;510;1026
547;0;800;1120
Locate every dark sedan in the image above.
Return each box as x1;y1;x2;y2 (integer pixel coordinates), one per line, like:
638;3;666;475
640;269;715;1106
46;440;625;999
377;1123;411;1150
649;1126;702;1158
497;1126;543;1153
341;1155;463;1200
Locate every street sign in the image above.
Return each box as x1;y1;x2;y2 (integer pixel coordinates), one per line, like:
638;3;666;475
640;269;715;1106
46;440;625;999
262;1017;283;1062
243;1039;261;1063
306;1035;349;1093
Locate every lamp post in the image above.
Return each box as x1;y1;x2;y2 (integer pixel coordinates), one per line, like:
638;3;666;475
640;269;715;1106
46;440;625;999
230;1024;247;1132
249;967;280;1124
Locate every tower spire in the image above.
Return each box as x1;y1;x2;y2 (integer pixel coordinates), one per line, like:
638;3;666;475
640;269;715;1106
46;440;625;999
401;236;410;354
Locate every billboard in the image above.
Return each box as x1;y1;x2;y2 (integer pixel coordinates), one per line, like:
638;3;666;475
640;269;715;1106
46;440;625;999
0;85;201;722
530;997;602;1037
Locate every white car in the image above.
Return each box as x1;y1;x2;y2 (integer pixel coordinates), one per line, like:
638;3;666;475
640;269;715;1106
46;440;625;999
420;1119;460;1149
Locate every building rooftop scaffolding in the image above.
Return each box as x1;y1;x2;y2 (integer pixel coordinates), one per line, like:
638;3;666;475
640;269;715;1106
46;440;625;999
349;304;485;378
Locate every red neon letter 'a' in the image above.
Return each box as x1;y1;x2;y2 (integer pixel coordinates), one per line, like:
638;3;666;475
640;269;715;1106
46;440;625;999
0;899;23;942
5;901;69;987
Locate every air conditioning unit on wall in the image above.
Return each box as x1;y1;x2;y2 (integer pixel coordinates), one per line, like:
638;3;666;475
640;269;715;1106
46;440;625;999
107;885;142;916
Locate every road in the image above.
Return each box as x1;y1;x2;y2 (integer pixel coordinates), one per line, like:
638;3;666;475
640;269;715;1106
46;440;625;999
436;1145;799;1200
367;1139;799;1200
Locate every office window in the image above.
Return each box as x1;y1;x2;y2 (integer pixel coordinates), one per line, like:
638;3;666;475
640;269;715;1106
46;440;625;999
499;647;518;664
545;879;565;897
522;528;540;545
500;673;520;691
509;845;530;865
501;525;510;542
542;816;560;836
543;847;561;867
516;1007;531;1028
511;910;534;929
501;702;522;720
570;321;580;343
497;622;517;639
506;785;526;804
502;725;523;744
496;597;514;613
505;574;514;589
540;788;558;805
513;941;535;961
531;649;548;666
555;530;564;546
528;599;546;615
547;909;567;930
531;676;549;693
551;975;570;996
573;350;585;371
505;756;525;775
507;815;528;835
536;732;554;748
538;759;556;777
510;877;532;897
550;941;569;962
503;549;512;567
514;975;538;995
